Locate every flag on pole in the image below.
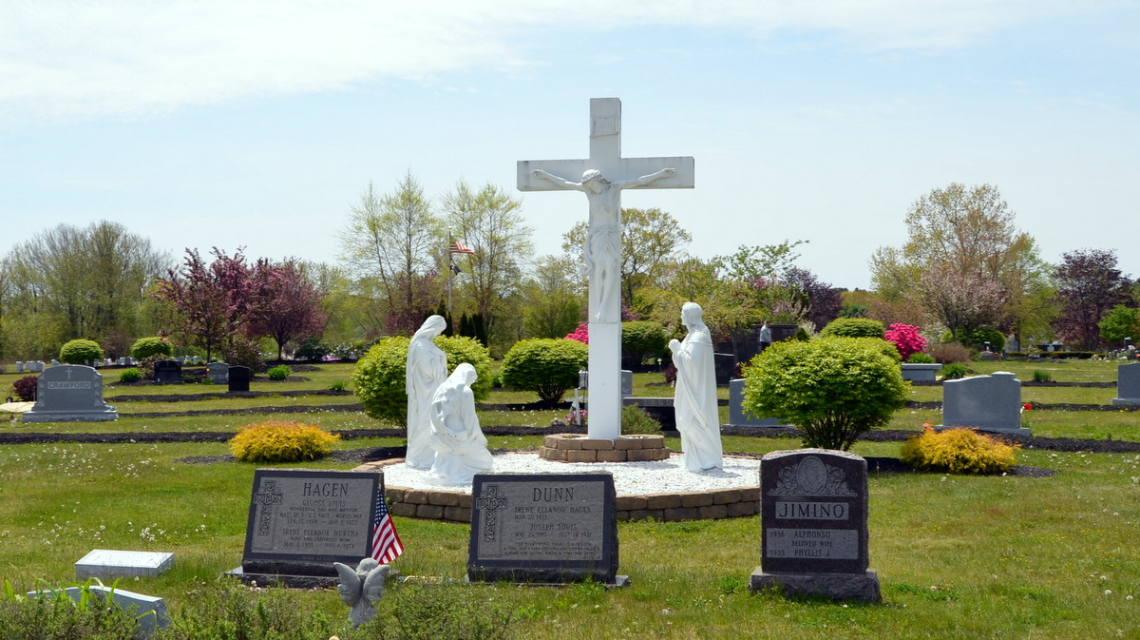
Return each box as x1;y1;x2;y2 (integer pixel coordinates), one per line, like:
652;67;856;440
449;240;475;255
371;489;404;564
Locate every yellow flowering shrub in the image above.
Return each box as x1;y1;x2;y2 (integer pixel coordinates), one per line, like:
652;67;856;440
229;420;341;463
900;427;1019;474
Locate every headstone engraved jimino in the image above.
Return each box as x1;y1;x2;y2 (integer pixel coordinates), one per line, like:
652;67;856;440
468;473;622;585
235;469;382;586
23;365;118;423
751;449;880;601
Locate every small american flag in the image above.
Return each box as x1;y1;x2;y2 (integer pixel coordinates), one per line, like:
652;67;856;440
371;489;404;564
449;240;475;255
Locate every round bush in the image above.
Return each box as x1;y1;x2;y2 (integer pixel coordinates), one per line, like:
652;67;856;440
900;428;1019;474
742;336;908;450
12;376;38;401
501;338;590;403
621;321;668;367
907;352;936;364
819;318;885;339
267;365;291;381
118;368;142;384
352;335;492;425
223;337;266;373
130;336;173;360
941;363;969;380
59;339;104;365
229;420;341;463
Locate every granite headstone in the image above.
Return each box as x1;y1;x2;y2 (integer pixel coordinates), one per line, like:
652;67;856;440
939;372;1028;435
468;473;622;585
228;365;251;392
208;361;230;385
751;449;880;601
233;469;383;587
29;585;170;639
1112;363;1140;406
23;365;118;423
725;379;790;428
713;353;735;386
153;360;183;385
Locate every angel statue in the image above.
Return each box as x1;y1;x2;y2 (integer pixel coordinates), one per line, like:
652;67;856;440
333;558;391;627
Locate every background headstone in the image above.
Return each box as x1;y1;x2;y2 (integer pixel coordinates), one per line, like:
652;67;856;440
208;362;230;384
621;369;633;397
1112;363;1140;406
15;361;23;373
51;359;60;367
939;372;1028;435
228;365;251;392
468;473;622;585
713;353;735;386
23;365;118;423
725;379;790;428
153;360;183;385
232;469;383;588
900;363;942;382
751;449;880;601
28;585;170;639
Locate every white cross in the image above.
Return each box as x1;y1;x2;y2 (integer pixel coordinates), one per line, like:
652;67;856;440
518;98;694;440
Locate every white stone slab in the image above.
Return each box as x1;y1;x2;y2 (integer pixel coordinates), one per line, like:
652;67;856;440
75;549;173;580
29;585;170;638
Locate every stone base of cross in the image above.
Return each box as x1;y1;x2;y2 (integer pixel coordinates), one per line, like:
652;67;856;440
518;98;694;440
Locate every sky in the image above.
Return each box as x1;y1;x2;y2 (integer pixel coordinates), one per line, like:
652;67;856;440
1;0;1137;291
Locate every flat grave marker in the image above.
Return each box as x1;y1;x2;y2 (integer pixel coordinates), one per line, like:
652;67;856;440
468;472;622;585
75;549;174;580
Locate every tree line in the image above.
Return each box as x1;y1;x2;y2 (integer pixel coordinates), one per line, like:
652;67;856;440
0;180;1135;363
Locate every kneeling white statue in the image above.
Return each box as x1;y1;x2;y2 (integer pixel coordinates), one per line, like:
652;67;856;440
334;558;390;627
426;363;493;485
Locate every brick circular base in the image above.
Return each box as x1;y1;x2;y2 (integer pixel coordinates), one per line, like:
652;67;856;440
357;453;760;524
537;433;670;463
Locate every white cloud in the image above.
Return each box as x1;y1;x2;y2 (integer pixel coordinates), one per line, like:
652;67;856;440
0;0;1105;122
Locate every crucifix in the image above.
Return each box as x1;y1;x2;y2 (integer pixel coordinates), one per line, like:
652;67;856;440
518;98;695;440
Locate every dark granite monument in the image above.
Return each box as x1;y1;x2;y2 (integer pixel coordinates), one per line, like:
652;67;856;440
750;449;880;601
153;360;183;385
228;365;251;392
468;473;623;585
23;365;118;423
231;469;383;587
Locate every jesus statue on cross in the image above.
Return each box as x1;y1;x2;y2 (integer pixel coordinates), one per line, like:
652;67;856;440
518;98;694;440
530;166;676;322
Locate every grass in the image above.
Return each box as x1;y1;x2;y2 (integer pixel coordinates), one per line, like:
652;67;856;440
2;358;1140;639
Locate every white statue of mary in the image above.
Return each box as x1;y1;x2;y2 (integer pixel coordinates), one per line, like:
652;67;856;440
425;363;493;485
668;302;723;472
405;315;448;469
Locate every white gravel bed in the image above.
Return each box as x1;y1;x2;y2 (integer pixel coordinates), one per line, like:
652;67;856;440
381;451;761;496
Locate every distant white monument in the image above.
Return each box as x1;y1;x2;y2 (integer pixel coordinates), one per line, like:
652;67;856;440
518;98;695;439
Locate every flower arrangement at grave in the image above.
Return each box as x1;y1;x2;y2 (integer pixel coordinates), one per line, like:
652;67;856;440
885;323;928;361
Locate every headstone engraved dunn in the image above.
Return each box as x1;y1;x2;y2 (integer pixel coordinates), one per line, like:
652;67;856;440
233;469;382;587
468;473;623;585
750;449;880;602
153;360;183;385
23;365;118;423
1112;363;1140;406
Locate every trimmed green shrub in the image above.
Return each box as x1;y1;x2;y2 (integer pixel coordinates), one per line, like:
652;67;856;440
293;337;331;362
907;352;936;364
621;321;668;367
501;338;589;403
742;336;908;450
621;404;662;435
940;327;1006;353
118;368;142;384
941;363;969;380
900;428;1019;474
819;318;885;339
353;335;492;425
59;339;103;365
228;420;341;463
129;336;173;360
267;365;291;381
12;376;37;401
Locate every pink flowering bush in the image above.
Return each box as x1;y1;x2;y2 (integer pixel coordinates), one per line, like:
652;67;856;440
565;324;589;344
885;323;927;361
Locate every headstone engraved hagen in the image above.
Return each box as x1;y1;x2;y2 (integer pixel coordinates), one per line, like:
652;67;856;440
229;469;382;588
468;473;624;586
750;449;880;602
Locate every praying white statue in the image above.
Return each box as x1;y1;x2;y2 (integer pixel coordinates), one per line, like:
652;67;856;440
668;302;723;472
405;315;449;469
531;167;675;322
425;363;493;485
333;558;390;627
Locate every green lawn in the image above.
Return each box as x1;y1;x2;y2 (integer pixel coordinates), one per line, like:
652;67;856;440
1;359;1139;639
